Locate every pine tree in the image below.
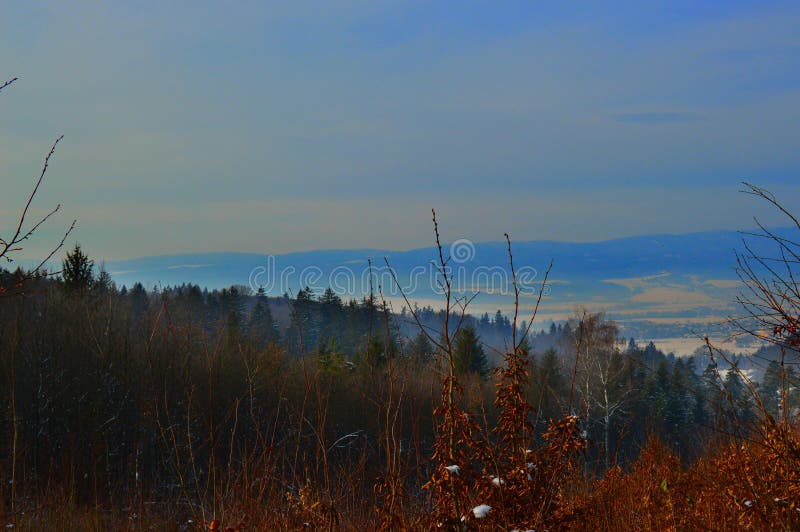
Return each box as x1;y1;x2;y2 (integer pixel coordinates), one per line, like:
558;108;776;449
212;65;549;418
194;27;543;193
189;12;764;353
665;359;694;448
319;287;343;344
128;282;149;318
494;309;505;334
410;331;435;364
761;360;783;419
290;287;318;351
61;243;94;291
724;368;755;427
316;337;347;374
453;325;489;377
532;348;565;422
626;338;638;354
248;286;278;346
93;264;114;295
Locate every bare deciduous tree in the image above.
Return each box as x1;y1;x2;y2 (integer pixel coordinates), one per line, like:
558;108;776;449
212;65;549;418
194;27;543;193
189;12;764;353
0;77;75;295
565;309;629;467
726;182;800;423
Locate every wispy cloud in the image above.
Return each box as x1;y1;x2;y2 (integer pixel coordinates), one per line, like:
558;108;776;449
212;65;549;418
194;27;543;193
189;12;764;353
612;112;703;124
167;264;212;270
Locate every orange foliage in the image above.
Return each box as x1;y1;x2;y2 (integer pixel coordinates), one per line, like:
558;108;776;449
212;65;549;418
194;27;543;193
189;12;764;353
571;424;800;530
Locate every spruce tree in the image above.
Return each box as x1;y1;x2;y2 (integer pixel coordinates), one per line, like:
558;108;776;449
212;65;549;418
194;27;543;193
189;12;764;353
61;243;94;291
410;331;434;364
453;325;489;377
249;286;278;346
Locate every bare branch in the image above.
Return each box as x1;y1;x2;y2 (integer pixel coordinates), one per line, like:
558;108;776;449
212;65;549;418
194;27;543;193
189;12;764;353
741;182;800;231
1;135;66;266
0;77;17;93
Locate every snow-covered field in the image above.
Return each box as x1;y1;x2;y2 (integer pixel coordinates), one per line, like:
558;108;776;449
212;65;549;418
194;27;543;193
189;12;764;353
648;336;763;357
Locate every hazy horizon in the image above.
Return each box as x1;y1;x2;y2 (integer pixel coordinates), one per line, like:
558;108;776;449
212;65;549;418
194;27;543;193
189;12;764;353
12;222;794;265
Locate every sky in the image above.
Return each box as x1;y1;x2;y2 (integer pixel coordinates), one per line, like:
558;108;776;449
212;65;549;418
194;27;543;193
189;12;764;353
1;1;799;261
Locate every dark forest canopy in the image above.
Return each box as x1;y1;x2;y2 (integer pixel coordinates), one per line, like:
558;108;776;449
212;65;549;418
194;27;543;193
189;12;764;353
2;246;794;462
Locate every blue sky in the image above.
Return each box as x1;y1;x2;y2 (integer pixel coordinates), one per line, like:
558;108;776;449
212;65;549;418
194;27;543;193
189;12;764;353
1;1;799;260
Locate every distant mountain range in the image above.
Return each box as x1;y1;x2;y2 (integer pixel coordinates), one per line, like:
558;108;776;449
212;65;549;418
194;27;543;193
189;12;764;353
106;228;789;285
104;227;795;335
